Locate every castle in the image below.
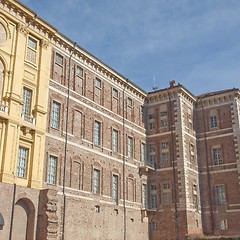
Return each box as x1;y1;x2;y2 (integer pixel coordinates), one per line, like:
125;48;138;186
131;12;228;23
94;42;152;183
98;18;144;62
0;1;240;239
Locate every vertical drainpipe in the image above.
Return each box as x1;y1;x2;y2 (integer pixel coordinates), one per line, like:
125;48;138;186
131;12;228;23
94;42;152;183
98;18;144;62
167;91;179;240
122;79;127;240
200;98;214;234
62;42;76;240
9;183;16;240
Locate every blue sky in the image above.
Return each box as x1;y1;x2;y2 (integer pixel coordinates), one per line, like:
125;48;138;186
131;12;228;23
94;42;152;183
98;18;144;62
20;0;240;95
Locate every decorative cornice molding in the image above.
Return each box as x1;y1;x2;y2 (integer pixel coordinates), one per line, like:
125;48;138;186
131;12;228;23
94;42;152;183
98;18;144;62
17;22;28;35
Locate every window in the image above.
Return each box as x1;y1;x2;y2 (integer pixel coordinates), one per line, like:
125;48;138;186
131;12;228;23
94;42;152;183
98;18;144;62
76;66;83;77
210;116;218;128
161;142;168;150
95;205;100;213
160;119;168;127
47;155;57;184
148;114;154;119
127;97;133;107
142;184;147;208
149;122;154;129
92;169;100;194
149;184;157;209
112;88;118;98
22;88;32;116
112;129;118;152
141;143;146;165
220;220;228;230
150;222;158;231
162;183;172;204
55;53;63;65
213;148;223;165
112;175;118;204
51;101;61;129
215;185;226;205
160;111;167;116
16;147;28;178
149;144;156;168
190;143;195;163
161;152;168;163
193;194;198;210
95;78;101;88
127;136;133;158
94;121;101;146
26;37;37;63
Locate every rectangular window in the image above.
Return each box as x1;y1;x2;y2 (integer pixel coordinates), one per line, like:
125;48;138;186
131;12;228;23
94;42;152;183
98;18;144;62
193;194;198;210
26;37;37;63
216;185;226;205
93;169;100;194
210;116;218;128
51;101;61;129
220;219;228;230
162;183;172;204
161;152;168;163
112;174;118;204
55;53;63;65
160;119;168;127
213;148;223;165
76;66;83;77
47;155;57;184
149;184;157;209
112;129;118;152
127;136;133;158
16;147;28;178
94;121;101;145
161;142;169;149
22;87;32;116
95;78;101;88
141;143;146;165
149;122;154;129
148;114;154;119
150;222;158;231
112;88;118;98
149;155;156;168
160;111;167;116
127;97;133;107
142;184;147;208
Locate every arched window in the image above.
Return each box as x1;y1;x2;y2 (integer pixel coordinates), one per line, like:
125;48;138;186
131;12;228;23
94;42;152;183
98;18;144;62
0;59;4;98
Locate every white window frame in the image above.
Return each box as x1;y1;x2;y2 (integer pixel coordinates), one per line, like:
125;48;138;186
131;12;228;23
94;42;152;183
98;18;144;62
16;147;28;178
112;129;118;152
26;36;37;64
112;174;118;204
127;136;133;158
210;115;218;128
47;155;57;185
94;121;101;146
22;87;32;116
92;169;100;194
51;101;61;129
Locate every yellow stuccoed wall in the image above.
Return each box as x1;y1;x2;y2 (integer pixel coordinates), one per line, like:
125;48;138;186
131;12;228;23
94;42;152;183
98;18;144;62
0;0;55;189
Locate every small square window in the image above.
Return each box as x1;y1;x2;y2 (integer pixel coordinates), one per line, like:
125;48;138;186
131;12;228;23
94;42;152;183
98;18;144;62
95;205;100;213
160;119;168;127
148;114;154;119
161;142;168;149
95;78;102;88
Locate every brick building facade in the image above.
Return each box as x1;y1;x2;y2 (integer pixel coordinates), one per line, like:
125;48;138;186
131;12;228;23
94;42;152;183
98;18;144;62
0;1;240;240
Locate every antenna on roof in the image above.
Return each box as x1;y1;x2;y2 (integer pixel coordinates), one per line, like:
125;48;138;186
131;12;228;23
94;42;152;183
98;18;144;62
152;75;158;90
